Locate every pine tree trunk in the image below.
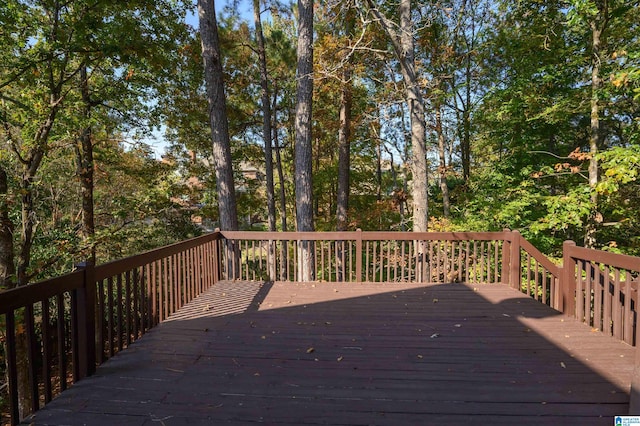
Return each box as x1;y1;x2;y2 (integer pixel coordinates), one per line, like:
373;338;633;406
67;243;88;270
198;0;239;233
253;0;276;233
294;0;315;281
253;0;276;278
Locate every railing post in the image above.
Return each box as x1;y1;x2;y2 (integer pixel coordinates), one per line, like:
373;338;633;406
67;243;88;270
561;240;577;317
509;230;521;290
75;262;97;379
501;229;511;285
355;229;363;283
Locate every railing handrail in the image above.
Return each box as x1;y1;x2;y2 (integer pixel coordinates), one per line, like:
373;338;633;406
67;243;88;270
220;230;511;242
566;244;640;272
95;231;221;281
518;235;561;277
0;270;85;315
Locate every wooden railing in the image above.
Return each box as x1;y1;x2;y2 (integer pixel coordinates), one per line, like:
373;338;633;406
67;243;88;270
562;242;640;346
220;230;511;284
1;229;640;424
0;232;221;425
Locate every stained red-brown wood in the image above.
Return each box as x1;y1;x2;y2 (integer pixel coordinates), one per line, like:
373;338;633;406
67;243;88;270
27;280;635;425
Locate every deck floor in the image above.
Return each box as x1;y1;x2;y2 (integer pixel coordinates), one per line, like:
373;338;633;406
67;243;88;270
26;281;636;425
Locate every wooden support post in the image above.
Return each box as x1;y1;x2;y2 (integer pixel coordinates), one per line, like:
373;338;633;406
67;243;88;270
75;262;97;379
561;241;577;316
501;229;511;285
509;230;521;290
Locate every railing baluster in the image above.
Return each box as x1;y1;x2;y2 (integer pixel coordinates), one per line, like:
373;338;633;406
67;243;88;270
25;303;39;413
125;270;132;346
624;271;633;344
604;266;612;336
57;293;68;390
116;274;123;352
96;280;105;362
42;298;52;403
593;264;602;331
613;268;622;339
6;310;20;425
133;268;139;341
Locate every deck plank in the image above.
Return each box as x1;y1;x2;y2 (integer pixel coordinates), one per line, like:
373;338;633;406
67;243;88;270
25;281;635;425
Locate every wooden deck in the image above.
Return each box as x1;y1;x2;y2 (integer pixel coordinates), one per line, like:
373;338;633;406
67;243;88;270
25;280;635;425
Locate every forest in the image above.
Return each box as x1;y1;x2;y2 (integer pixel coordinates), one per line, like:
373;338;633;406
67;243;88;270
1;0;639;289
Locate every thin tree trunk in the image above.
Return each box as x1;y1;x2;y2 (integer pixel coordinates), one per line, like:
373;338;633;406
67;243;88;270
436;102;450;218
75;64;96;263
294;0;315;281
585;15;604;249
336;5;354;232
272;83;288;232
0;167;14;289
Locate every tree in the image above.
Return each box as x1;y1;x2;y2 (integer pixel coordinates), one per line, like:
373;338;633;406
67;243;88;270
0;165;13;289
253;0;277;233
367;0;429;232
198;0;239;231
295;0;315;280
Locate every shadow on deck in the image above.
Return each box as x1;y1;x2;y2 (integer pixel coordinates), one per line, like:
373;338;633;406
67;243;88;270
25;280;635;425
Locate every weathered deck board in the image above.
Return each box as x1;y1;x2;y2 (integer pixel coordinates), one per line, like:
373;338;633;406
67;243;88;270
25;281;635;425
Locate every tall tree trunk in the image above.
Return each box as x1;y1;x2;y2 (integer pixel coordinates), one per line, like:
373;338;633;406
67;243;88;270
584;10;605;249
368;0;429;233
336;5;354;232
76;64;96;263
253;0;276;233
272;83;288;232
253;0;276;279
461;50;472;182
0;167;14;289
400;0;428;233
436;102;450;218
198;0;239;233
294;0;315;281
272;84;289;280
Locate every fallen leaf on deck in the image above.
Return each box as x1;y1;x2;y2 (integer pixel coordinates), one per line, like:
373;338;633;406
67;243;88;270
454;324;462;328
502;313;510;317
432;298;438;303
560;362;566;368
417;355;423;359
307;347;315;353
430;333;440;339
337;356;344;362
